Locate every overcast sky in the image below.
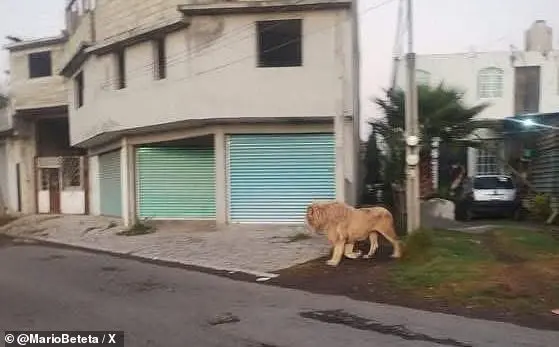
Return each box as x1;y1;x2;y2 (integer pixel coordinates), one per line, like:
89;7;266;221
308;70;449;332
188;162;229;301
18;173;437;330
1;0;558;137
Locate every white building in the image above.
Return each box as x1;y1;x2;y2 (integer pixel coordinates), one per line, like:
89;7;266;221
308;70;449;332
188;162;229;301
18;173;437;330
2;0;359;226
397;20;559;178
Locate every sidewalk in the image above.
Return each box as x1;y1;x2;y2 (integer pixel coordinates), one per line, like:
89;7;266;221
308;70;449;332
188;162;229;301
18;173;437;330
0;215;330;278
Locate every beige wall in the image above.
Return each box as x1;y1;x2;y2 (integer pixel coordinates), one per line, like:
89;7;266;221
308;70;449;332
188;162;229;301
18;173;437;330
397;51;559;121
68;9;353;146
62;13;95;68
9;44;68;110
94;0;183;45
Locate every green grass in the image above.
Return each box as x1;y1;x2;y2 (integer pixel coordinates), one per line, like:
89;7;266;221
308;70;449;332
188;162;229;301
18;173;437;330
387;227;559;311
117;219;156;236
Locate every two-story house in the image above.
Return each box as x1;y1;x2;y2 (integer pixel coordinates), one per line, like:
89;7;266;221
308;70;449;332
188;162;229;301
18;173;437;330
3;35;87;216
6;0;358;226
396;20;559;181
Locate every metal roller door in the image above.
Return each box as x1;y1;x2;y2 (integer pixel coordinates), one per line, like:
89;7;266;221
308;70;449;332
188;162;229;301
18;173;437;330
0;142;8;210
99;150;122;217
136;147;216;219
227;133;336;223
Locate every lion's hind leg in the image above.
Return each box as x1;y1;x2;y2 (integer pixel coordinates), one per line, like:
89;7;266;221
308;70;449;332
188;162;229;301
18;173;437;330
363;232;379;259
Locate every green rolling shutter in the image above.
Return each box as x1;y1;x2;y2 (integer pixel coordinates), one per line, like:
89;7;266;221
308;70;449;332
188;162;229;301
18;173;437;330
136;147;216;219
227;133;336;223
99;150;122;217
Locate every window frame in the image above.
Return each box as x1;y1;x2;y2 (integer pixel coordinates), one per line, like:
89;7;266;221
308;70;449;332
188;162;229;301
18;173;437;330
256;19;303;68
74;70;84;108
477;67;504;99
115;49;126;90
153;37;167;80
28;51;53;79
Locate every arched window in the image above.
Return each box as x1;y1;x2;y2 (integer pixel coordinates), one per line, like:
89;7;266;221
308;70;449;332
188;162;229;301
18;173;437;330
478;67;504;98
416;69;431;86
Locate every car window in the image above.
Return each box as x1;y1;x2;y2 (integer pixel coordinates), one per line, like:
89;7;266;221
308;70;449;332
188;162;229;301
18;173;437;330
473;176;514;189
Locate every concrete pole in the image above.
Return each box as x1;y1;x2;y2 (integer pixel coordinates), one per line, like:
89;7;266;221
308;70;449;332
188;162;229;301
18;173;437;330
405;0;421;233
351;0;362;206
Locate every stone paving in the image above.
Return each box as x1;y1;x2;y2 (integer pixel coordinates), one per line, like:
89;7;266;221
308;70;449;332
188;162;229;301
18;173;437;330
0;215;331;277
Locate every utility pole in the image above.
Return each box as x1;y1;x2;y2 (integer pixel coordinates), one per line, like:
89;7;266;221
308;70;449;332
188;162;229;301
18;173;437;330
351;0;362;206
404;0;421;233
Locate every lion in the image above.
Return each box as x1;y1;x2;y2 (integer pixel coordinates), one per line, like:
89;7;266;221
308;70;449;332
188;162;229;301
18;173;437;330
304;200;403;266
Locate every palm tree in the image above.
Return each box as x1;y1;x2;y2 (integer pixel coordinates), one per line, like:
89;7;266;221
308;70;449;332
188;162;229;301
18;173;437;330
367;82;490;198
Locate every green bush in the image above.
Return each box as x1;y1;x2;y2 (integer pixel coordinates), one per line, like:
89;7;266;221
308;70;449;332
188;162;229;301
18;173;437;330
530;193;551;221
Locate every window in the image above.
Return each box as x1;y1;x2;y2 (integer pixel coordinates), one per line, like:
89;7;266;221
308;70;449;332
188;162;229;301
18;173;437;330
115;49;126;89
74;71;84;108
28;51;52;78
153;37;167;80
473;176;514;190
62;157;82;189
478;67;503;98
257;19;302;68
475;148;501;175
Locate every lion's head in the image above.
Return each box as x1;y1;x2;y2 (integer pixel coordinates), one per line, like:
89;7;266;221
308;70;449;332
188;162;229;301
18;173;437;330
304;200;349;234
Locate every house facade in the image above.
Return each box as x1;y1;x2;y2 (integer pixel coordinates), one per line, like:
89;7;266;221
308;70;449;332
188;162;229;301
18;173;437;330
3;0;358;226
396;20;559;179
2;35;87;216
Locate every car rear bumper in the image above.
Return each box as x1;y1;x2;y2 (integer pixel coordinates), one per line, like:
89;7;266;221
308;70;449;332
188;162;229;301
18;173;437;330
470;200;521;213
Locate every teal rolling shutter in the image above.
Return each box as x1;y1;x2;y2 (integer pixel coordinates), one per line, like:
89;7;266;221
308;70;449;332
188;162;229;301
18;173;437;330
227;133;336;223
136;147;216;219
99;150;122;217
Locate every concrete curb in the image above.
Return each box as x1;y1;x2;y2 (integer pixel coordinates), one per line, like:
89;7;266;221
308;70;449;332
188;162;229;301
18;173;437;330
6;234;279;280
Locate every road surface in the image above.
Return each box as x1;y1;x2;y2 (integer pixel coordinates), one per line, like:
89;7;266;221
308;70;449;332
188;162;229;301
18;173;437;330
0;236;557;347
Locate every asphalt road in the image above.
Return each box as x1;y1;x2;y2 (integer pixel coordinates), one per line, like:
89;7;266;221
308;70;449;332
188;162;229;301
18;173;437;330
0;236;557;347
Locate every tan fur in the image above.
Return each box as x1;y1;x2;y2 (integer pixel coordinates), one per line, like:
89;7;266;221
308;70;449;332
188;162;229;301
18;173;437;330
305;200;403;266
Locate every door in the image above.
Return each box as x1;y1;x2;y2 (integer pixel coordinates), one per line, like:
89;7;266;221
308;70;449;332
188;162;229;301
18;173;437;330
99;150;122;217
136;147;216;219
45;168;61;214
227;133;336;223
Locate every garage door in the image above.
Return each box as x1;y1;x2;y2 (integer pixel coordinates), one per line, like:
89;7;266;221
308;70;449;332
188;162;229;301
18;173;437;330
0;142;8;210
227;133;336;223
99;150;122;217
136;147;216;219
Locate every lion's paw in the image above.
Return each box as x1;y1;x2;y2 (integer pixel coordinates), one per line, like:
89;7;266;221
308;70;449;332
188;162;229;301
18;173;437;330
345;251;362;259
363;254;373;259
325;259;340;266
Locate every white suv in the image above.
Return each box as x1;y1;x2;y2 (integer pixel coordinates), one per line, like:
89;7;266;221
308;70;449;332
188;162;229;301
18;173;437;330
455;175;522;221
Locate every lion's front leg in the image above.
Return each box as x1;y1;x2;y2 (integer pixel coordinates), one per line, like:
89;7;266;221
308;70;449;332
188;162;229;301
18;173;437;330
344;243;362;259
363;232;379;259
326;241;345;266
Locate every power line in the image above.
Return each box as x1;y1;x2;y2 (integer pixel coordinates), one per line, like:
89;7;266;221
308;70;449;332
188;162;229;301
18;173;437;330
93;0;398;90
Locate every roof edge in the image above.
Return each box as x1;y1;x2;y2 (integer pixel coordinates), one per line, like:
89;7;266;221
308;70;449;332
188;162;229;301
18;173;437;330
4;33;68;52
177;0;352;16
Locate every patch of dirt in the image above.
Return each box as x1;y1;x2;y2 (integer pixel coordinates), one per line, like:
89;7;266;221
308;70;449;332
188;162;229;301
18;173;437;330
482;233;527;263
267;241;559;331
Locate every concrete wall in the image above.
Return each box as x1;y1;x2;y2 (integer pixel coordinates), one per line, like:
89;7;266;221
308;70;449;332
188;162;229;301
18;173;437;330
62;12;95;68
94;0;183;45
68;9;353;146
3;134;37;214
9;43;68;110
396;50;559;120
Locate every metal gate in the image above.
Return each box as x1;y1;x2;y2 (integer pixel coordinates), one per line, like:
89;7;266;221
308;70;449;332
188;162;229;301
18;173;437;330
99;150;122;217
227;133;336;223
136;147;216;219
